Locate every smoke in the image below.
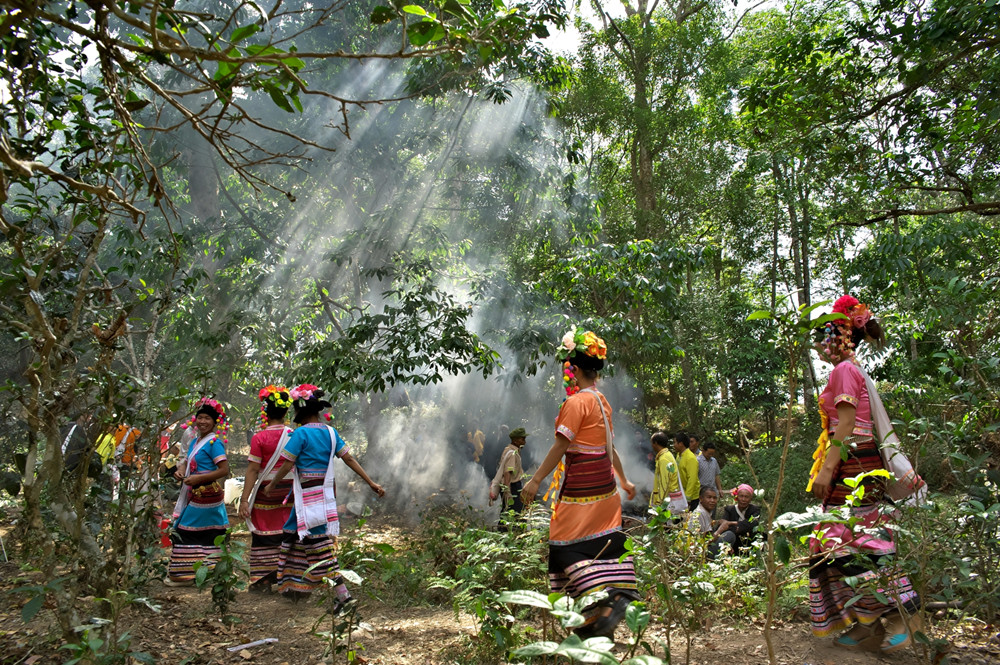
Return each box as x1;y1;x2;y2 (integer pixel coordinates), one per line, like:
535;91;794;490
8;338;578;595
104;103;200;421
341;361;655;523
192;55;659;522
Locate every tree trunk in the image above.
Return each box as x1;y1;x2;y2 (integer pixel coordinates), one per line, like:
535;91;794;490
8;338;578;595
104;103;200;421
632;38;656;239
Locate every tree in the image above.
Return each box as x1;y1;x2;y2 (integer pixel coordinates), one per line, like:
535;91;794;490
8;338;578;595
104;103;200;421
0;0;569;638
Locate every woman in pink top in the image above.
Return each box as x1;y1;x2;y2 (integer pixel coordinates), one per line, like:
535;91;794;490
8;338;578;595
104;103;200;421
807;296;920;654
239;386;294;591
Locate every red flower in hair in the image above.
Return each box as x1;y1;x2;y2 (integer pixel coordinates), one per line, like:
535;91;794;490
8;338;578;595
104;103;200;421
832;295;859;315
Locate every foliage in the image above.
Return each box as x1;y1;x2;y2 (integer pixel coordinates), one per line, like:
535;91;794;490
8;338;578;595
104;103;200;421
312;570;365;664
428;509;548;657
193;532;248;624
502;589;663;665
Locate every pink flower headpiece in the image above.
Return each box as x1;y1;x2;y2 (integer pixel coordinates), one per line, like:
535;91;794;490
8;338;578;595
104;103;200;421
290;383;332;421
832;294;872;330
180;397;230;444
290;383;319;404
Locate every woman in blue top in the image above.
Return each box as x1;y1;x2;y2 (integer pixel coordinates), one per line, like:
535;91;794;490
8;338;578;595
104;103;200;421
164;398;230;587
265;384;385;603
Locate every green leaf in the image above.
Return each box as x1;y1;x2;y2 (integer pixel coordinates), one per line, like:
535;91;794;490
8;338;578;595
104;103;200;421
21;595;45;623
624;602;648;632
407;21;444;47
340;569;362;585
512;641;560;656
498;589;553;609
812;312;849;328
402;5;427;15
775;535;791;564
746;310;773;321
268;87;294;113
230;25;260;44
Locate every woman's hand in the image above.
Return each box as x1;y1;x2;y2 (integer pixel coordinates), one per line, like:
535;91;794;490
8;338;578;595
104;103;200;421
262;482;275;497
812;467;833;502
521;478;540;505
173;469;184;481
184;474;203;486
238;499;251;519
620;479;636;501
370;482;385;498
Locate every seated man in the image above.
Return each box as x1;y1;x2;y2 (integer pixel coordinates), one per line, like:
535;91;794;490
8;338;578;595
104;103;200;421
686;486;736;560
721;483;762;554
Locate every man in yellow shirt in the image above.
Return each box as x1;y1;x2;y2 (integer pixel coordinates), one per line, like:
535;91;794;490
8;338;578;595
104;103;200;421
674;432;700;511
649;432;679;508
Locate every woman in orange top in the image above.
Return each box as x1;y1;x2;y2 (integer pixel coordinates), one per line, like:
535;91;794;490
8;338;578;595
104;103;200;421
522;329;640;639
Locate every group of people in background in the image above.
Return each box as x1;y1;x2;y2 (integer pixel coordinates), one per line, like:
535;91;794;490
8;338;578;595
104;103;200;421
647;430;761;559
162;384;385;608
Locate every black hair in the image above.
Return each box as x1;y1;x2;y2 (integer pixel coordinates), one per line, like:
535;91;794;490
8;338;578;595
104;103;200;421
196;403;221;421
291;388;331;424
852;318;886;349
263;390;290;421
264;402;289;421
703;441;716;451
650;431;671;449
675;431;690;448
699;485;717;499
568;349;604;375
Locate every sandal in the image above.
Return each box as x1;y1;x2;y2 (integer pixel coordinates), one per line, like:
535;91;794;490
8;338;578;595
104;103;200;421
881;611;921;654
162;577;193;588
587;593;632;639
833;621;884;651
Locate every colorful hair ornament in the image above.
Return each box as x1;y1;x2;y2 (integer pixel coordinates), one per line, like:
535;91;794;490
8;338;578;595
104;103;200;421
290;383;320;406
832;294;872;330
557;327;607;399
181;397;230;444
557;327;607;362
257;384;291;429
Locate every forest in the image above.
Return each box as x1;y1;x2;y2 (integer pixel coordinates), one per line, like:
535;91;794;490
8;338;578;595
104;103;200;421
0;0;998;664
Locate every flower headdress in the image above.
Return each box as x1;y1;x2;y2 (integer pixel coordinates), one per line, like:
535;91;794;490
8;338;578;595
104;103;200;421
257;384;291;429
557;328;608;399
821;295;876;360
180;397;230;444
832;295;872;330
290;383;332;422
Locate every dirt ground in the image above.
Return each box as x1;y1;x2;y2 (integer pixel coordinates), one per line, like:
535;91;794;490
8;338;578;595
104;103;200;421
1;513;998;665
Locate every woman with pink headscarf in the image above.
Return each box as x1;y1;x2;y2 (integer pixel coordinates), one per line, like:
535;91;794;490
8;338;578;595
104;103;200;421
720;484;761;554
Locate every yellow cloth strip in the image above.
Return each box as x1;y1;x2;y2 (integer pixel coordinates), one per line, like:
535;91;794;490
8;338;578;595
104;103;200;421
543;460;565;520
806;397;829;493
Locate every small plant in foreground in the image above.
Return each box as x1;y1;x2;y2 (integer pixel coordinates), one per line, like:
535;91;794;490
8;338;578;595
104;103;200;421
312;569;365;664
194;531;248;624
501;589;663;664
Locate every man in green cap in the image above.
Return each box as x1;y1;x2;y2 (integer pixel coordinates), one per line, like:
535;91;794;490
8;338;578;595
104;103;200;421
489;427;528;529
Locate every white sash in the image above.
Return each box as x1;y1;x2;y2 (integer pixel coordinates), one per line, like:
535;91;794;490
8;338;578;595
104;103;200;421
61;424;77;454
292;426;339;539
859;367;927;505
171;434;217;520
669;462;688;514
245;426;292;535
